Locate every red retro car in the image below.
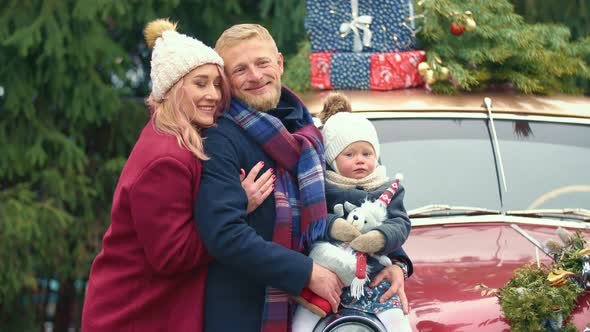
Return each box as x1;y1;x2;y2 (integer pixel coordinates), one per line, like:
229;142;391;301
302;89;590;332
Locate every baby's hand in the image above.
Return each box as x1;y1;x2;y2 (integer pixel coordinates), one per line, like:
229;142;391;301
350;231;385;254
330;218;361;242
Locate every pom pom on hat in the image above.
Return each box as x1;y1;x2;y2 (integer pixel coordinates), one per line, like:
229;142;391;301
144;19;177;49
144;18;224;102
318;92;352;124
321;92;380;171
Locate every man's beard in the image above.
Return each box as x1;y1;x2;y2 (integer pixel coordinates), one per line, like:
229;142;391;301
234;82;281;112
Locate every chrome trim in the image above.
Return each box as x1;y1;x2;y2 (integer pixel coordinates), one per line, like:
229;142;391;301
506;208;590;220
408;204;501;217
410;214;590;229
359;111;590;125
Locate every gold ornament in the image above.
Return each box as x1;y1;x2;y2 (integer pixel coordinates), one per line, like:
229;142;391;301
424;69;437;85
465;18;477;32
547;269;574;287
438;67;450;80
418;62;430;76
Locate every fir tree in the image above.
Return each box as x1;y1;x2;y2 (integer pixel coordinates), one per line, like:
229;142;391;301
0;2;160;329
414;0;590;94
0;1;309;330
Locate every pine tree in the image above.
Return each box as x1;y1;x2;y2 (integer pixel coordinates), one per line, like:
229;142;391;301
414;0;590;94
511;0;590;95
0;2;160;329
0;1;309;330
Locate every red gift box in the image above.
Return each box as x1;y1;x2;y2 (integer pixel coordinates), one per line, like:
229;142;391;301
310;53;333;90
370;50;426;90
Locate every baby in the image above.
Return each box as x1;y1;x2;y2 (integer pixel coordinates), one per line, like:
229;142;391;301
292;92;412;332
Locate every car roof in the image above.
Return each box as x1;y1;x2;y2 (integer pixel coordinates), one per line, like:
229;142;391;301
299;88;590;119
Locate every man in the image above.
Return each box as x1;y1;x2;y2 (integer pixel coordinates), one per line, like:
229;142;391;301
194;24;412;331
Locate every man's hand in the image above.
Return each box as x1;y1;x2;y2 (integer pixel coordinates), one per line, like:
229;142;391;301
240;161;274;213
370;264;409;314
307;263;344;313
330;218;361;242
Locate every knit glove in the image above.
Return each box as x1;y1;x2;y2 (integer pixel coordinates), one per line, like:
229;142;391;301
330;218;361;242
350;230;385;254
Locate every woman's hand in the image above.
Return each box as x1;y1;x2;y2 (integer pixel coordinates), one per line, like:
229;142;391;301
240;161;274;213
370;264;409;314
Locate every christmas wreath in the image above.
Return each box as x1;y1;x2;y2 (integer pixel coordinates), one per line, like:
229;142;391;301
498;228;590;332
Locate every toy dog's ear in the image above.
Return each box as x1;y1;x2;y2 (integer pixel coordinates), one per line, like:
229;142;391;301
333;203;344;217
344;201;358;213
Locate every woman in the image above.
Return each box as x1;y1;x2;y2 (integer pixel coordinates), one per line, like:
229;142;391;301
81;19;274;331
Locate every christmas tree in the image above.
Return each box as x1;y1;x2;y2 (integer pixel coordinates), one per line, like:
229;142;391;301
414;0;590;94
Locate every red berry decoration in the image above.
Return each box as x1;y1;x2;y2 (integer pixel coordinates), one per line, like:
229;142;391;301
450;22;465;36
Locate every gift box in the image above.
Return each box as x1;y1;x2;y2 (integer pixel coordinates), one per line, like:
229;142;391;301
310;50;426;90
305;0;416;53
369;50;425;90
310;53;333;90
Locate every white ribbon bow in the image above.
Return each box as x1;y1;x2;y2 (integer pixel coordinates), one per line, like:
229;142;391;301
339;0;373;52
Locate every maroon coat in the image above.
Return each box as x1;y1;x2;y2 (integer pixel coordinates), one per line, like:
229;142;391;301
82;120;211;332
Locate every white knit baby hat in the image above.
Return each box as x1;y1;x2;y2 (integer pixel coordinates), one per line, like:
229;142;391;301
144;18;224;102
320;92;380;170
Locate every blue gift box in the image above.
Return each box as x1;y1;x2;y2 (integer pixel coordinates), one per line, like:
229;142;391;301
330;53;371;90
305;0;416;53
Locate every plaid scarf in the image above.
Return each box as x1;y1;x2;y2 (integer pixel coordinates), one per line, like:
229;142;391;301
226;88;327;332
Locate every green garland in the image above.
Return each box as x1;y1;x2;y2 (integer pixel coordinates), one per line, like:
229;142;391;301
498;229;589;332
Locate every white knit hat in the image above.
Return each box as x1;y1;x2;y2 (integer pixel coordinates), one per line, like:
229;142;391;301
144;19;224;102
322;112;380;171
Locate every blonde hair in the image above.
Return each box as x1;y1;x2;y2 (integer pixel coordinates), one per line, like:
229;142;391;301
215;24;278;56
146;64;230;160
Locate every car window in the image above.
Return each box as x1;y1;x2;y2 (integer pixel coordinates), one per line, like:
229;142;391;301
495;120;590;210
373;117;590;213
373;118;502;211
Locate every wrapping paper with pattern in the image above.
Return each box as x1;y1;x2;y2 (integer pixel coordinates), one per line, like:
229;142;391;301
305;0;416;53
310;50;426;90
331;53;371;90
310;53;333;90
370;50;425;90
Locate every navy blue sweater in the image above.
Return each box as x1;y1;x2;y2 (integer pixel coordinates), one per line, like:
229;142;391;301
194;92;316;332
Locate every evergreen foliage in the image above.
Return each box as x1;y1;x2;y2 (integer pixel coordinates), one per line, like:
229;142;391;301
283;40;312;93
499;265;581;332
0;1;308;329
0;1;155;328
512;0;590;41
498;230;588;332
511;0;590;95
415;0;590;94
